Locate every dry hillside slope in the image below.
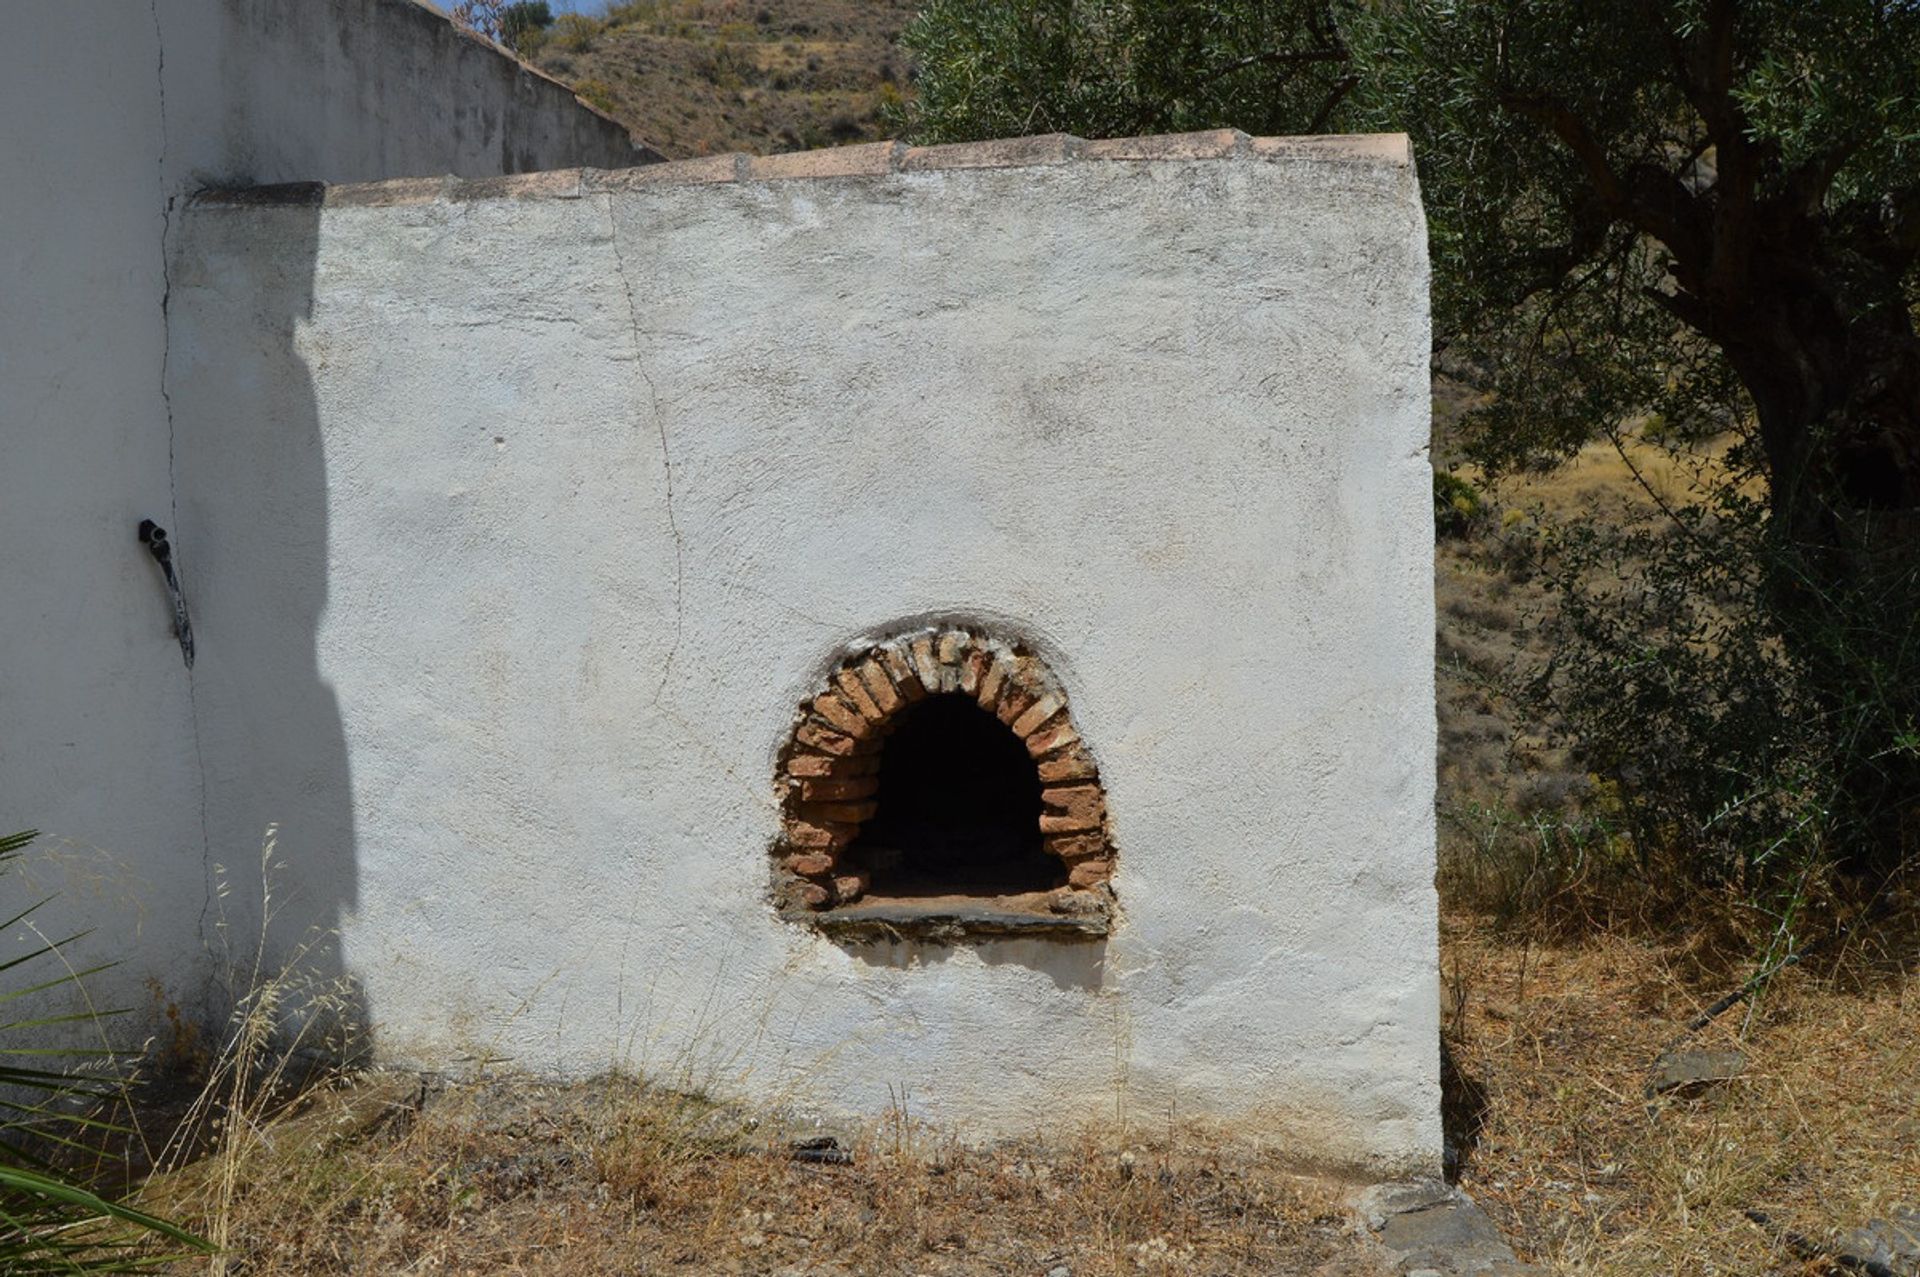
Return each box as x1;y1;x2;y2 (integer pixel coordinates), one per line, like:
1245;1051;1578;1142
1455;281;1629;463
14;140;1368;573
527;0;912;157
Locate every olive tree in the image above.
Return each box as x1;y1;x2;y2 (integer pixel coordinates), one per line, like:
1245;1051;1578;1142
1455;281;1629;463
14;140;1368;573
893;0;1920;884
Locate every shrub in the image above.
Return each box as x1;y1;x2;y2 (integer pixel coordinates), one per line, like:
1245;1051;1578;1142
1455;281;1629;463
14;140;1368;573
1439;798;1634;931
1434;469;1485;539
1519;487;1920;904
551;12;602;53
575;77;619;113
499;0;552;45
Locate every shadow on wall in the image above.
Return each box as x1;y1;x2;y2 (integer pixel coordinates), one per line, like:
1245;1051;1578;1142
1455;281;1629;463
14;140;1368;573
171;186;367;1061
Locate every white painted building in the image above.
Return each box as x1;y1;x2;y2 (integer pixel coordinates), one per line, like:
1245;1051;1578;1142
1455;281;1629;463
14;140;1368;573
5;4;1437;1176
2;0;641;1028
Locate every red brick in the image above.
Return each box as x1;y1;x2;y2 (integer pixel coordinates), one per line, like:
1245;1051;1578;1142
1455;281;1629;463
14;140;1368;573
795;775;879;801
1026;721;1081;759
1036;747;1098;783
1043;831;1108;862
1040;808;1102;835
834;668;885;721
784;750;879;778
855;657;905;715
995;682;1038;727
880;644;927;701
1042;783;1104;824
450;169;588;203
976;655;1015;712
745;141;903;181
798;800;877;824
787;819;859;850
1247;133;1410;165
788;880;832;910
812;691;873;739
832;871;871;904
1068;860;1113;888
959;647;991;697
900;134;1083;171
316;175;451;208
1010;693;1064;739
1080;129;1246;161
909;634;943;691
784;852;836;877
787;752;847;778
794;718;869;756
934;630;971;692
786;752;833;778
594;153;744;187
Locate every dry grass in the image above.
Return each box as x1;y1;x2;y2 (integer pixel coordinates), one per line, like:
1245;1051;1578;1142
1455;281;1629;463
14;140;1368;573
134;1072;1369;1275
1443;913;1920;1273
119;910;1919;1275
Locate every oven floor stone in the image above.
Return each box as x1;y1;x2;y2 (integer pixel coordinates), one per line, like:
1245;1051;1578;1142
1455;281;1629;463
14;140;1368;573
794;890;1113;941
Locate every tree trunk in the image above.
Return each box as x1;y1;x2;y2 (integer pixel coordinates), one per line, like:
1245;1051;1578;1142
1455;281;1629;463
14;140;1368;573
1727;299;1920;879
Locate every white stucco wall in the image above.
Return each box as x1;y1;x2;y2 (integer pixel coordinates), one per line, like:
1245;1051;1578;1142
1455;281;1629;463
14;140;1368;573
1;0;645;1016
167;134;1439;1174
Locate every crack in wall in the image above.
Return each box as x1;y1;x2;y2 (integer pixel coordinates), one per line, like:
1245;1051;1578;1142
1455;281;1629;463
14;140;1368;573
603;194;685;705
150;0;216;957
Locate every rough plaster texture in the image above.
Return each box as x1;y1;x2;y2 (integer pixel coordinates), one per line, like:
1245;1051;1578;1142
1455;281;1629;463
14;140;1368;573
166;134;1439;1173
0;0;647;1017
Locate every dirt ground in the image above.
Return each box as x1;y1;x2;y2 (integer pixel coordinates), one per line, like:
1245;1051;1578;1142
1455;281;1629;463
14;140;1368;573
1445;914;1918;1274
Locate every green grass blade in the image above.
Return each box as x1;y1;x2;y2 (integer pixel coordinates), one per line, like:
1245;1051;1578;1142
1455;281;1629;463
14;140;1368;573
0;1165;215;1251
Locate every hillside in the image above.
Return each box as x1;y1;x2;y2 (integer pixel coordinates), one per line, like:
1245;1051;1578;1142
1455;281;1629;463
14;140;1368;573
526;0;913;158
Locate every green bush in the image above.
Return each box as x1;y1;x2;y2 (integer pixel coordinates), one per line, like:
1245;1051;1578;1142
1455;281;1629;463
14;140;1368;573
1520;491;1920;900
552;12;602;53
499;0;553;52
574;77;618;113
1433;469;1485;539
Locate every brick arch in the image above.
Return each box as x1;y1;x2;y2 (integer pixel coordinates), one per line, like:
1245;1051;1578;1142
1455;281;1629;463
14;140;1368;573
773;627;1114;911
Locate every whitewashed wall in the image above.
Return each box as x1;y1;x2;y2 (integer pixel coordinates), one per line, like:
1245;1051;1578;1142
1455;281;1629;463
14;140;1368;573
167;135;1440;1174
1;0;643;1021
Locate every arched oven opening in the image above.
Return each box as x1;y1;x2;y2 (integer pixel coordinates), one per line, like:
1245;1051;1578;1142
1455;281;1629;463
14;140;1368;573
843;693;1059;897
773;627;1116;939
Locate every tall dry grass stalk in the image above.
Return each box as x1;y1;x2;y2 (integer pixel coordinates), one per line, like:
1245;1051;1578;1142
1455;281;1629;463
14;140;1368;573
135;827;361;1272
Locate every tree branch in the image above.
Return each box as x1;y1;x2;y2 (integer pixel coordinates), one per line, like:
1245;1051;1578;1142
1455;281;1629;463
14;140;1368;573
1195;45;1348;93
1499;89;1700;258
1305;74;1359;133
1498;89;1629;207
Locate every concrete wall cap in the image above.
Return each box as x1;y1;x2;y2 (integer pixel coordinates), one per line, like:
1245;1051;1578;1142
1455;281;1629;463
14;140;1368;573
190;130;1413;206
1249;133;1412;165
746;140;907;181
1079;129;1250;161
586;153;748;190
899;133;1086;171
